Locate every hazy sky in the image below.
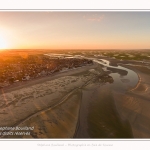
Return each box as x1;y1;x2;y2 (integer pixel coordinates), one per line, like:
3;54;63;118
0;11;150;49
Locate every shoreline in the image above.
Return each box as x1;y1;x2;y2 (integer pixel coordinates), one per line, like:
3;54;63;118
118;63;141;92
113;63;150;138
1;58;149;138
1;63;98;94
0;63;98;138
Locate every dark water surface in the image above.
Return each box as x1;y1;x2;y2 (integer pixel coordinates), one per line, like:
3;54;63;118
74;57;138;138
46;53;139;138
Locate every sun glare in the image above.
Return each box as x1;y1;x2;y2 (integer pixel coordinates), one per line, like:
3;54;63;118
0;34;8;49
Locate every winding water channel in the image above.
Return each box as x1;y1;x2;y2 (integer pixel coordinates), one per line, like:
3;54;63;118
45;53;140;138
74;55;139;138
94;58;139;92
46;53;139;90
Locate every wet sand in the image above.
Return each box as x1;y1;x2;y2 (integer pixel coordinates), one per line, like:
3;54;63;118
113;64;150;138
2;64;96;93
3;90;82;138
74;59;150;138
0;63;98;138
74;80;133;138
1;58;150;138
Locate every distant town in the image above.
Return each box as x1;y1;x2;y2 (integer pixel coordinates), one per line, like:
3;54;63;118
0;53;93;88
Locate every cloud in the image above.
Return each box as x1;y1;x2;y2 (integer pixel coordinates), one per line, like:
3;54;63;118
85;14;105;22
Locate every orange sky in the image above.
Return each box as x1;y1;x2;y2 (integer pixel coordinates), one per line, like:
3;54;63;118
0;12;150;50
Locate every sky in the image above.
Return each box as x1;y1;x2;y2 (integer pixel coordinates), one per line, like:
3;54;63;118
0;11;150;50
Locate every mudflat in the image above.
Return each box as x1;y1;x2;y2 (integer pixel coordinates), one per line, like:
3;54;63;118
113;64;150;138
1;54;150;138
0;63;98;138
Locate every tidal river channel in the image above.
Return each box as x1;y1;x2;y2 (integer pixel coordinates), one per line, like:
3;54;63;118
94;58;139;92
74;56;139;138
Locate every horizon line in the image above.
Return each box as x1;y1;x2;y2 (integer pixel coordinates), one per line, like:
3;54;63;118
1;48;150;51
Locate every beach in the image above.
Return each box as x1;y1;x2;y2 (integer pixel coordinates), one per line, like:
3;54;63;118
113;64;150;138
1;57;150;138
0;63;99;138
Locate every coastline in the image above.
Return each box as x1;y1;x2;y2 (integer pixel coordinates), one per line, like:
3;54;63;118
0;62;99;138
1;63;98;94
118;63;141;92
113;64;150;138
1;59;150;138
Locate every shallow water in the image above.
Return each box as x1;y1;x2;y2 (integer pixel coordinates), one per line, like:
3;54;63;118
62;53;139;91
93;58;139;92
45;53;139;138
72;55;139;138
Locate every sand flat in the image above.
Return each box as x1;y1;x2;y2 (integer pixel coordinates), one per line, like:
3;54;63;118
113;65;150;138
0;63;98;138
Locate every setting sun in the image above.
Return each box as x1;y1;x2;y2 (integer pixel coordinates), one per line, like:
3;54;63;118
0;34;8;49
